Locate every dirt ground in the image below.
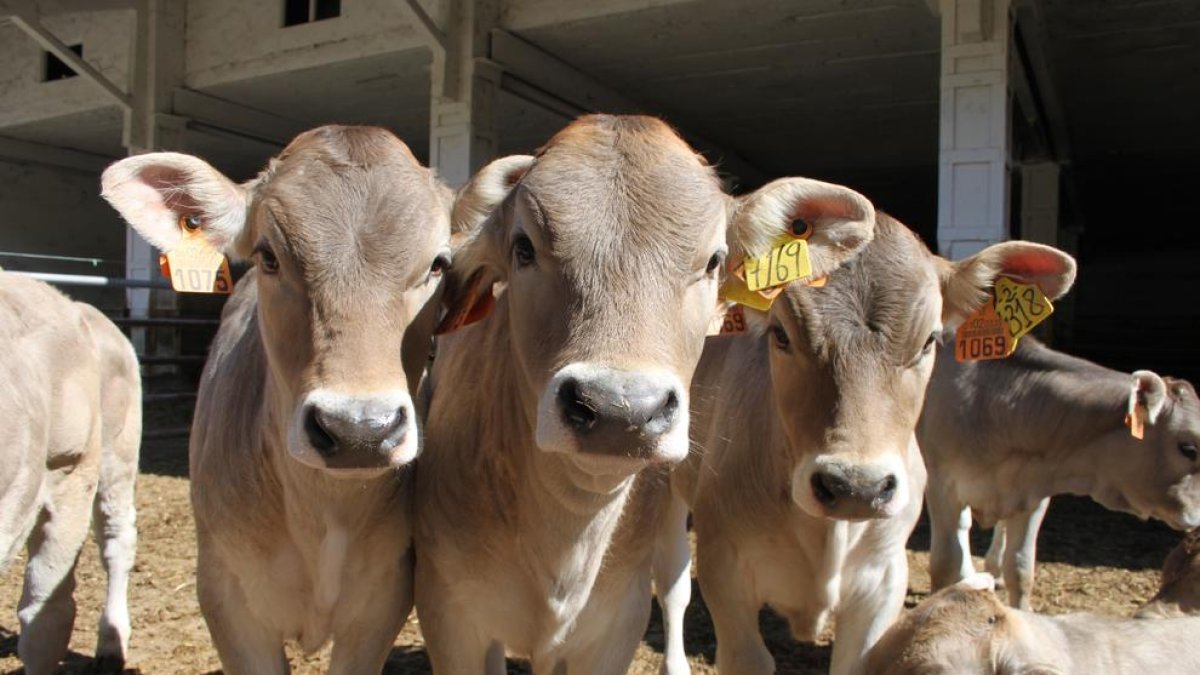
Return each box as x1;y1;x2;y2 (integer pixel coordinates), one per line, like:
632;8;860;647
0;436;1180;674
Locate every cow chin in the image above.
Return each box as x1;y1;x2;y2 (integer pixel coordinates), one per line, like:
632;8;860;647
790;453;910;521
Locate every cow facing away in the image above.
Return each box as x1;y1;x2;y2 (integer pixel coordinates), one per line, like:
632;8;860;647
0;272;140;675
920;337;1200;609
661;213;1077;675
866;574;1200;675
415;114;838;674
1137;528;1200;618
102;126;450;674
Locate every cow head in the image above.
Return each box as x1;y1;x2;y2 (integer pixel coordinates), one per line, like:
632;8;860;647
1105;373;1200;529
441;115;728;475
755;214;1076;520
102;126;450;478
866;574;1066;675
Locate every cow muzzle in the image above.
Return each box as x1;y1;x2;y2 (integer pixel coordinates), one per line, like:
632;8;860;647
792;454;909;520
288;389;417;478
536;363;689;468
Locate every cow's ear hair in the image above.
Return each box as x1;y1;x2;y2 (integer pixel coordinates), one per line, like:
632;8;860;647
1131;371;1169;424
958;572;998;592
101;152;253;258
437;155;535;335
730;177;875;279
940;242;1077;329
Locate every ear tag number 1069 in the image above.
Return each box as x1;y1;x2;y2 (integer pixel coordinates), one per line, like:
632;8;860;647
955;277;1053;362
158;217;233;295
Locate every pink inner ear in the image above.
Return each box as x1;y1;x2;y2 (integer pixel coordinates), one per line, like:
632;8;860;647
999;249;1065;279
794;196;856;224
138;165;203;214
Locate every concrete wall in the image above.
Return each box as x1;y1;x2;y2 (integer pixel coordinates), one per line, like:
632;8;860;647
0;8;133;129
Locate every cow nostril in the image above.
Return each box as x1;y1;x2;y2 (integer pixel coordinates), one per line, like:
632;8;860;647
558;378;597;431
879;474;898;502
812;473;838;507
647;388;680;431
305;407;337;456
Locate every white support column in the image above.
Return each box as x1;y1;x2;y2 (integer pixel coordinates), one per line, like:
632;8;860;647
429;0;500;188
936;0;1012;259
123;0;185;355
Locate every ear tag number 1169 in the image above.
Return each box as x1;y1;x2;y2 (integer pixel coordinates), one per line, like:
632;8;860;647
955;277;1053;362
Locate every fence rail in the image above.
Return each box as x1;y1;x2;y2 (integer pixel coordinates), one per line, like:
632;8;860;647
7;270;171;289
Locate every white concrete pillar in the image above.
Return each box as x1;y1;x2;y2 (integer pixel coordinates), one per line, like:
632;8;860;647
123;0;185;355
936;0;1012;259
429;0;500;188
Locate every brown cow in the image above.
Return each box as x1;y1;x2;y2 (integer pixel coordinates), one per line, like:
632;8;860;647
661;216;1076;675
102;126;450;674
921;337;1200;609
413;115;874;674
866;574;1200;675
1137;528;1200;618
0;272;141;675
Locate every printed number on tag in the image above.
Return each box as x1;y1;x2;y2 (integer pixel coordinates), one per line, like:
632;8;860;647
161;228;233;295
993;277;1052;344
955;277;1054;362
707;304;748;336
743;237;812;292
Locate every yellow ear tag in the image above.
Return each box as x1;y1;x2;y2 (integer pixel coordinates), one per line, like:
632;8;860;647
160;216;234;294
720;272;774;312
956;277;1054;362
1125;403;1147;440
742;235;812;292
707;304;748;337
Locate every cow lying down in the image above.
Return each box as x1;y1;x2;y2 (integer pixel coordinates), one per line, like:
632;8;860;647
1137;528;1200;618
866;574;1200;675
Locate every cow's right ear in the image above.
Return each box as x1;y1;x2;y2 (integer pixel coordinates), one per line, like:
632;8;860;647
1131;371;1169;425
730;176;876;279
940;242;1077;330
437;154;535;335
101;152;252;258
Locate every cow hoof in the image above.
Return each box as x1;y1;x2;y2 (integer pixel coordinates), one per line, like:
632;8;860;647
92;652;126;673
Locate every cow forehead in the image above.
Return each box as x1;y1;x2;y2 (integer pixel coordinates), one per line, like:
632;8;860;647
785;219;940;366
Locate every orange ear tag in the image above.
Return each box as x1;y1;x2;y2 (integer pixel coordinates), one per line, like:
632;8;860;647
1126;403;1147;440
707;304;748;336
956;277;1054;362
160;217;233;294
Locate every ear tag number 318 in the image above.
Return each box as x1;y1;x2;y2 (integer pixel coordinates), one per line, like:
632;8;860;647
159;217;233;295
955;277;1053;362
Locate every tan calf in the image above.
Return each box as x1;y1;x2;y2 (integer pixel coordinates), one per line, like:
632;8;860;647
0;272;140;675
663;214;1076;675
102;125;450;674
415;114;811;674
921;338;1200;609
867;574;1200;675
1137;528;1200;618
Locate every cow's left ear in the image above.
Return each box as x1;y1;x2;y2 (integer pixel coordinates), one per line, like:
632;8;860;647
436;155;535;335
940;241;1077;329
1131;371;1169;425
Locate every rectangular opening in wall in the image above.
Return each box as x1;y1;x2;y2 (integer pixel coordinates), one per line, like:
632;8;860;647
43;44;82;82
283;0;341;26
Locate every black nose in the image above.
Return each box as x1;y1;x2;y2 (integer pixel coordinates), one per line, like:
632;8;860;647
811;472;898;509
556;375;680;449
303;403;407;463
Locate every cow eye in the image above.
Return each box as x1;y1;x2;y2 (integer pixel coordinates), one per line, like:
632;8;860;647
705;250;726;275
923;332;938;354
771;325;790;350
513;233;536;267
429;254;451;278
256;244;279;274
1181;442;1198;462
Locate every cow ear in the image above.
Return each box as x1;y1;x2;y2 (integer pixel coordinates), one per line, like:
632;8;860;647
940;242;1077;329
731;177;875;279
437;155;535;335
1131;371;1169;425
101;152;252;258
957;572;997;592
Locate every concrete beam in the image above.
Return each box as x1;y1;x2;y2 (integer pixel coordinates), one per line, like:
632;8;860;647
0;0;134;13
0;135;114;173
490;28;768;188
400;0;447;51
173;88;309;148
6;11;132;109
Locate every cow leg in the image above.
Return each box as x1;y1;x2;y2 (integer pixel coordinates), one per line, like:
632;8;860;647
91;432;139;671
1002;497;1050;610
984;522;1007;589
327;556;412;675
196;545;289;675
927;481;974;589
698;544;773;675
18;464;99;675
829;555;908;675
652;491;692;675
415;565;505;675
560;582;652;675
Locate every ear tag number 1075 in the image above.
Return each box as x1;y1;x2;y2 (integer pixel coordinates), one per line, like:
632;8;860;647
955;277;1053;362
159;217;233;295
